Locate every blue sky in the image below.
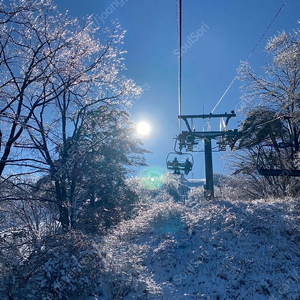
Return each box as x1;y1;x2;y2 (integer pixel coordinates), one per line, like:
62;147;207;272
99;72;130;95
58;0;300;179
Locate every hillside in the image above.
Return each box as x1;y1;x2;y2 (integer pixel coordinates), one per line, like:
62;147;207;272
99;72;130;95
98;198;300;300
2;197;300;300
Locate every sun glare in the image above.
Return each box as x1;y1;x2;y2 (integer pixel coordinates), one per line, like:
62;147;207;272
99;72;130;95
137;121;151;136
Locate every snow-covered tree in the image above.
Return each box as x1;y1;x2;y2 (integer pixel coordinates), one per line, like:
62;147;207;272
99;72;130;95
229;28;300;197
238;29;300;150
0;0;147;230
36;108;149;232
0;0;139;176
0;0;71;176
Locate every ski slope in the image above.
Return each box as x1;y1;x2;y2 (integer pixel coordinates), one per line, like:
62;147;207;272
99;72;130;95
99;198;300;299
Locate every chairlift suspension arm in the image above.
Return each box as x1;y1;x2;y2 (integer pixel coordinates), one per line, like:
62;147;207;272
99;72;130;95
179;112;236;133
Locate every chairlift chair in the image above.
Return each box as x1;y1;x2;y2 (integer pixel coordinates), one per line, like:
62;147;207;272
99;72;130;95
166;152;194;175
256;143;300;177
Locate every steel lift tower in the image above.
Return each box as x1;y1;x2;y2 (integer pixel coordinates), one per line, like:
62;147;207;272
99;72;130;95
177;112;238;198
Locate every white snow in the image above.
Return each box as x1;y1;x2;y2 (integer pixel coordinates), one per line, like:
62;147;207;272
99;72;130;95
98;198;300;299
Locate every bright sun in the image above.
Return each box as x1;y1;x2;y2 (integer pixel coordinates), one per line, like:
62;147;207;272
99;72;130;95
137;121;151;136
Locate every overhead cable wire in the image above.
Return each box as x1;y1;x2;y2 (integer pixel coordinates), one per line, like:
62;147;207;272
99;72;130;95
210;0;287;114
177;0;182;132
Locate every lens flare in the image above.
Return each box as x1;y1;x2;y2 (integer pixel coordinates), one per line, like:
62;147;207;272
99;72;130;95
138;166;165;190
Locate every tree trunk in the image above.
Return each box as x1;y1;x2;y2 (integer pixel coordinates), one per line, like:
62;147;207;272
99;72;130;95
70;178;77;230
54;179;69;231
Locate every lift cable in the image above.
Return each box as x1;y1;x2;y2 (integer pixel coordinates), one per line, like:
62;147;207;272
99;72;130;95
177;0;182;132
210;0;287;114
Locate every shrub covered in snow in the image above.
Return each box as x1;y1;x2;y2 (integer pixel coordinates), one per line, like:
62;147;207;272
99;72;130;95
97;197;300;299
2;232;104;300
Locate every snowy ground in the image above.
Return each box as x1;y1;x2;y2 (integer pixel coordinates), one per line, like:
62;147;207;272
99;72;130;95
98;198;300;300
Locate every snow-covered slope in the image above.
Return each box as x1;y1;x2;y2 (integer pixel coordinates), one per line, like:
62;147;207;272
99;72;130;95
100;198;300;300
